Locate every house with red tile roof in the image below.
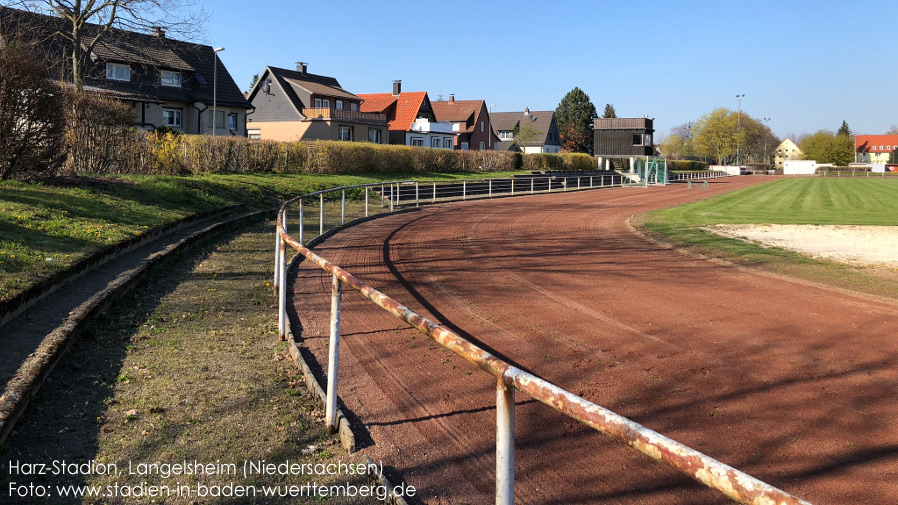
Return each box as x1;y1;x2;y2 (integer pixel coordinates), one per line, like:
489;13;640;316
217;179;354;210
358;81;454;149
430;95;499;151
855;134;898;164
245;63;388;142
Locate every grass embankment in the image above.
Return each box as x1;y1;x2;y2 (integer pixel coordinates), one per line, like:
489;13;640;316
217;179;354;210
0;170;529;302
0;222;377;504
641;177;898;299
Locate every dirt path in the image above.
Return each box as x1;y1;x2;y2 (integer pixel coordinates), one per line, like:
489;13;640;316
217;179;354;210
292;176;898;505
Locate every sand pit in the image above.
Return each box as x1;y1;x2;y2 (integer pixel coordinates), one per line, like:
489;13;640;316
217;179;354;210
707;224;898;268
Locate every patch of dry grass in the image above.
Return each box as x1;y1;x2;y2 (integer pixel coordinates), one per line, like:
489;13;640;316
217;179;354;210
0;222;378;504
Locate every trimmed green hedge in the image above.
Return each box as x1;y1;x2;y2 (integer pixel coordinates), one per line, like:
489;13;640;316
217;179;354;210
69;132;610;176
666;160;709;171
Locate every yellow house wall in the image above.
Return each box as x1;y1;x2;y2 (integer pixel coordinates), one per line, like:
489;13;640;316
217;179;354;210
247;120;387;143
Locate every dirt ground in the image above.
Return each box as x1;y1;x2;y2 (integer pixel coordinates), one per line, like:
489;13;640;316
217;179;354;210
707;224;898;269
291;176;898;505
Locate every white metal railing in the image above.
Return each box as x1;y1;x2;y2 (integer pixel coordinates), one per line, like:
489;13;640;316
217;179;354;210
273;175;812;505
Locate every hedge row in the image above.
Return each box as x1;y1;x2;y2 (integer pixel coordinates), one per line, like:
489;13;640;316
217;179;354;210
666;160;709;171
68;132;604;176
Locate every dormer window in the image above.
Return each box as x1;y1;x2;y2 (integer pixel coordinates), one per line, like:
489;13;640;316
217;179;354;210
161;70;182;87
106;63;131;81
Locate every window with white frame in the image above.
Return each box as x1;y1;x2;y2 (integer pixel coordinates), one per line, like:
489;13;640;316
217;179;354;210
248;129;261;140
228;113;238;130
368;128;382;143
431;137;440;148
336;100;344;110
411;137;424;147
162;108;182;127
314;98;331;109
632;134;644;146
350;102;358;111
339;126;353;141
499;130;513;141
215;110;226;129
161;70;181;87
444;138;453;149
479;141;486;150
106;63;131;81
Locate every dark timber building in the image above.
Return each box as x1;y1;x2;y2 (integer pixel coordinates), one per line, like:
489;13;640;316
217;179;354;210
592;117;655;157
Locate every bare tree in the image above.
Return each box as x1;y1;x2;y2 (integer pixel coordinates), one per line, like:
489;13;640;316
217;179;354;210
4;0;205;89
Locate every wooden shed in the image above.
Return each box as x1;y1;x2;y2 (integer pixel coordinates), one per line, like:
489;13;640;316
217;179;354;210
593;118;655;156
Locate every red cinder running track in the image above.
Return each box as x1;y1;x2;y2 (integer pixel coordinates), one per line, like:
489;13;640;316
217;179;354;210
291;176;898;505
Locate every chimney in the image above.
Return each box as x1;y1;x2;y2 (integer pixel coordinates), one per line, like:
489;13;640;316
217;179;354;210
151;26;166;38
449;94;455;103
524;107;530;116
296;61;308;74
392;80;401;96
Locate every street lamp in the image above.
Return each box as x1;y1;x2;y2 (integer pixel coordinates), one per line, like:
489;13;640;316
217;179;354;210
735;94;744;164
762;117;771;166
213;47;225;136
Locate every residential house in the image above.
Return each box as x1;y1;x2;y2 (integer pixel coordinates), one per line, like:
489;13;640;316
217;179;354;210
358;81;454;149
592;117;655;157
0;6;252;136
245;63;388;142
492;108;562;153
773;138;803;169
430;95;498;151
854;134;898;164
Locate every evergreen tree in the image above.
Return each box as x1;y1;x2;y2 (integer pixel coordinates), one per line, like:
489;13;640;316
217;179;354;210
249;73;259;91
603;103;617;118
837;120;851;136
555;87;597;154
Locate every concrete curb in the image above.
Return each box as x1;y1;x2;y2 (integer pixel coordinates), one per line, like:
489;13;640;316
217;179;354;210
0;204;243;328
0;209;270;445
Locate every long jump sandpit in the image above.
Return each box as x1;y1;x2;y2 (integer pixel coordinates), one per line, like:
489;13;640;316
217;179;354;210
291;176;897;505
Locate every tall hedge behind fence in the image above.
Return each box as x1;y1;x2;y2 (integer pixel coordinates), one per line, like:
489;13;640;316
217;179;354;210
62;132;607;176
666;160;710;171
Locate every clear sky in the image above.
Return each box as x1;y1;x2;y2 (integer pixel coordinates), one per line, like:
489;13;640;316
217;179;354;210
201;0;898;140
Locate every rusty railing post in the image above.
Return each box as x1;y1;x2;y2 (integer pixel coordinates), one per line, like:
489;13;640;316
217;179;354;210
496;378;515;505
341;189;346;225
277;220;287;341
320;192;325;236
274;222;281;289
325;273;343;434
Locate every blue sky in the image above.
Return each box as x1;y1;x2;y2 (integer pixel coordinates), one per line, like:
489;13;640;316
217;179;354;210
202;0;898;140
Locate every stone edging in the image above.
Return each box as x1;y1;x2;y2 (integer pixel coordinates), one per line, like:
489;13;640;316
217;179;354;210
0;205;243;328
0;209;270;445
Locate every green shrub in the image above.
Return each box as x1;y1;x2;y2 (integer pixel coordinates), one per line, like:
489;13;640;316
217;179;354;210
667;160;709;171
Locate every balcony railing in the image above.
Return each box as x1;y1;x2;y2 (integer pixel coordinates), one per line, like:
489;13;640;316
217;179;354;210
301;108;387;125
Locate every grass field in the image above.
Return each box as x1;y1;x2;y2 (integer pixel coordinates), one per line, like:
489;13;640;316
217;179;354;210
0;170;530;302
642;177;898;299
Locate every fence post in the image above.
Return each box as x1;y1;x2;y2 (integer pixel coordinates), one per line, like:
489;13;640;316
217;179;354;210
463;180;467;200
390;184;395;212
548;177;552;192
278;230;287;341
489;179;493;197
320;193;325;236
416;181;420;207
341;189;346;225
578;176;581;190
274;223;281;289
325;273;343;434
433;182;437;203
590;176;593;188
365;187;369;218
511;178;514;195
530;178;534;194
496;379;515;505
299;199;305;246
381;184;385;207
